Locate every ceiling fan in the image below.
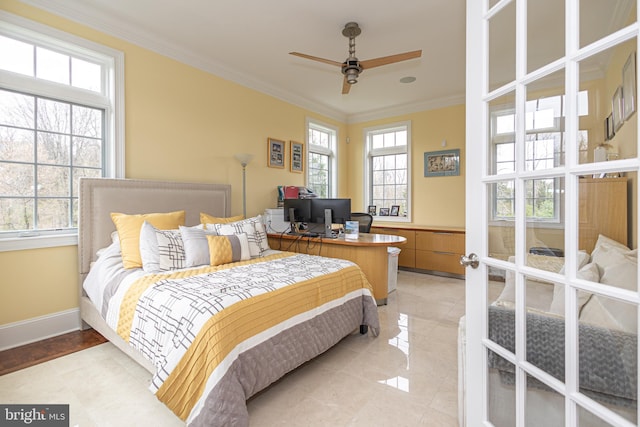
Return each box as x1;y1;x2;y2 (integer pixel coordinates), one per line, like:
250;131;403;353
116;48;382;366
290;22;422;94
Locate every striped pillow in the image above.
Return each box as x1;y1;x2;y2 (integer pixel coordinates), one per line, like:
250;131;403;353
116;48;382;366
204;215;269;257
139;221;186;272
206;234;251;266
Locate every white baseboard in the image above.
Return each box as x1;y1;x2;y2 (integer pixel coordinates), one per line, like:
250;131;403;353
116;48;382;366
0;308;82;351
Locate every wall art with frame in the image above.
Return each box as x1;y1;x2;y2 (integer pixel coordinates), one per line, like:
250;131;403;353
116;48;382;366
267;137;285;168
290;141;304;173
424;149;460;177
612;86;624;132
623;51;636;121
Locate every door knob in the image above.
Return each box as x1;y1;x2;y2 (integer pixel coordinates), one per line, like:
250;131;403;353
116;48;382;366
460;253;479;269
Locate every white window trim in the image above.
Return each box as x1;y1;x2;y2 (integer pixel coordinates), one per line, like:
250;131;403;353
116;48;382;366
306;117;338;198
0;11;125;252
363;120;412;222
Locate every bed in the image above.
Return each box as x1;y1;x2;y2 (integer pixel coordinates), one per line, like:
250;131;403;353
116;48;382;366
78;178;380;426
458;235;637;426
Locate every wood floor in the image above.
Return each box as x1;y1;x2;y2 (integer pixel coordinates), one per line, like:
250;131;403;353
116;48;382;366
0;329;106;376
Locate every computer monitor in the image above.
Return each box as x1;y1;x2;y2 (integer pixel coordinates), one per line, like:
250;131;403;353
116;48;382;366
283;198;312;223
309;198;351;237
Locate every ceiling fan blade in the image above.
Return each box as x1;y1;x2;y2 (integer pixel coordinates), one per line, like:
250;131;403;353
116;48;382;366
289;52;343;67
342;76;351;94
360;50;422;69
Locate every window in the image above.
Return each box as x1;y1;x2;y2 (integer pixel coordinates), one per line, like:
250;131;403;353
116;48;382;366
491;91;588;222
306;118;337;198
364;121;411;221
0;13;124;250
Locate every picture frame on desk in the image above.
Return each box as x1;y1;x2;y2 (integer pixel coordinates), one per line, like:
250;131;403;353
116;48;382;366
368;205;377;216
390;205;400;216
379;207;390;216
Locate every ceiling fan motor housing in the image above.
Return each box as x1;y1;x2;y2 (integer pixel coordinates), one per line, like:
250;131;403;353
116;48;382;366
342;59;362;84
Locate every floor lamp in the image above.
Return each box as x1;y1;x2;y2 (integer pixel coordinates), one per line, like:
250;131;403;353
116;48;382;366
234;153;253;218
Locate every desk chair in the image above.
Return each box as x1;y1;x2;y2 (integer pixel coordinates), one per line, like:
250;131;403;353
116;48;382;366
350;212;373;233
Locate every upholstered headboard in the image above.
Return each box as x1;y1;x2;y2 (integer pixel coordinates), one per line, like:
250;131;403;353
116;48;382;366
78;178;231;281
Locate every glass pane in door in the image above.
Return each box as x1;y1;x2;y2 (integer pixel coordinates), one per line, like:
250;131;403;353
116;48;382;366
489;1;516;92
578;294;637;424
528;0;564;73
488;181;516;263
487;349;516;427
526;373;565;425
580;0;637;48
578;39;637;166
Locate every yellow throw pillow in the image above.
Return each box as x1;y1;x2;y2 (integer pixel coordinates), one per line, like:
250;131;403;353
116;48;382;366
206;234;250;266
200;213;244;224
111;210;185;269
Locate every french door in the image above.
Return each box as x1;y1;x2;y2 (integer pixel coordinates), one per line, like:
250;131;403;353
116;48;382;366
465;0;639;426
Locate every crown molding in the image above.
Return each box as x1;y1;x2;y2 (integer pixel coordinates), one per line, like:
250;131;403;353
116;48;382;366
346;93;465;124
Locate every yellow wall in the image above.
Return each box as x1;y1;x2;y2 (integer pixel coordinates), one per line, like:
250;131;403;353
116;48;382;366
0;1;347;325
346;105;466;227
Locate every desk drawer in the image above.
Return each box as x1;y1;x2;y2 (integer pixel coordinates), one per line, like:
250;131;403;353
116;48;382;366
415;250;465;275
416;231;464;253
398;248;415;268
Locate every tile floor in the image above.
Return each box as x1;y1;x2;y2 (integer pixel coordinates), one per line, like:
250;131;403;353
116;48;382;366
0;270;465;426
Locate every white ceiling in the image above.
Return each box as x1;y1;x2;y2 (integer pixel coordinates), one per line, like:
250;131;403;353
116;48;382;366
19;0;466;122
17;0;633;122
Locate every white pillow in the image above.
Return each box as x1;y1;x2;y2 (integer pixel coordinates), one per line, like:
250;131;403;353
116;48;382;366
591;234;635;275
496;254;564;309
139;221;186;272
580;257;637;333
548;262;600;316
179;225;215;267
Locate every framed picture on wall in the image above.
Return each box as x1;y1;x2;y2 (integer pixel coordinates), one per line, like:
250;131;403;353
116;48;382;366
424;149;460;177
267;137;285;168
605;113;615;141
623;51;636;121
290;141;304;173
612;86;624;132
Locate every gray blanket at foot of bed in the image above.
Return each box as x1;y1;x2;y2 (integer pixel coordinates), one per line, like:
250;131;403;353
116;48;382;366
487;305;637;409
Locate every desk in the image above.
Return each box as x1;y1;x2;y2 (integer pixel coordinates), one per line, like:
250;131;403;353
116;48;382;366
267;233;406;305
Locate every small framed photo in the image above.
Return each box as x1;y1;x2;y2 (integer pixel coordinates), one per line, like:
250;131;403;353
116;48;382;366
290;141;304;173
379;207;390;216
605;113;615;141
612;86;624;132
390;205;400;216
268;138;285;168
368;205;377;216
623;51;636;121
424;149;460;177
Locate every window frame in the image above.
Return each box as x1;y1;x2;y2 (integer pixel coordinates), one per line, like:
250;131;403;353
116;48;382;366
306;117;337;198
0;11;124;252
363;120;412;223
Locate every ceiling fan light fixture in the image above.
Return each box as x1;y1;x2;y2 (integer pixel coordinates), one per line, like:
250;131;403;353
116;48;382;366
344;67;359;84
